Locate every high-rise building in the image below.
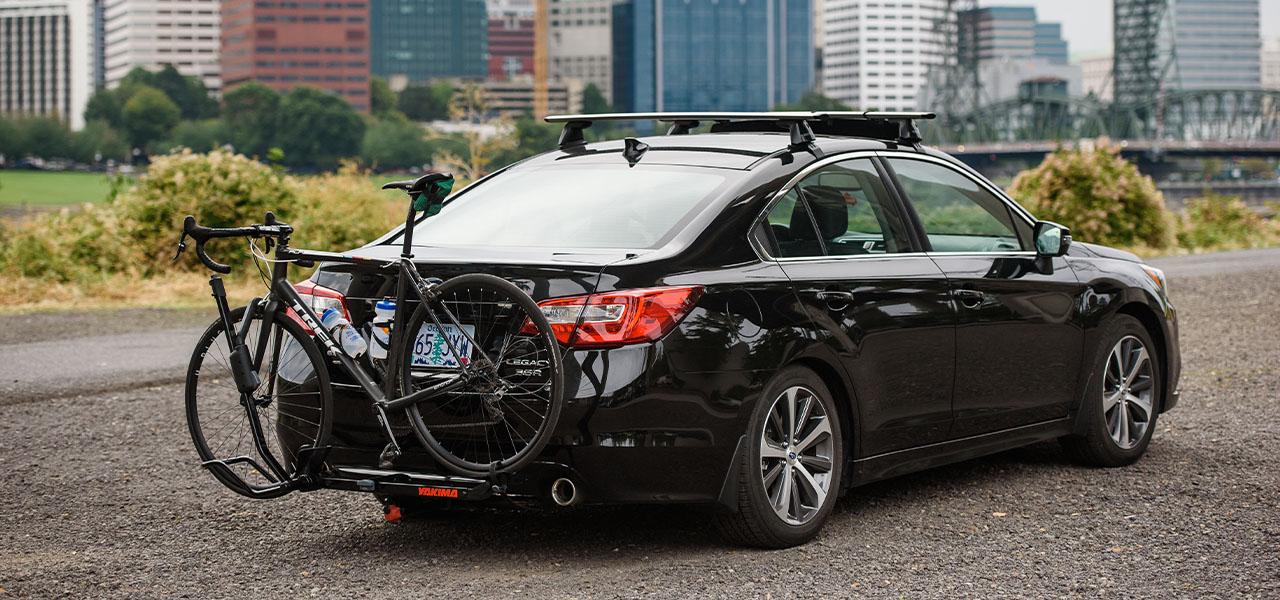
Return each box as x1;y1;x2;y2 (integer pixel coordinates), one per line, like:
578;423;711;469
612;0;812;113
958;6;1068;67
0;0;96;129
1079;53;1113;101
1114;0;1261;105
1263;38;1280;91
220;0;371;111
488;13;534;80
822;0;949;112
103;0;221;92
370;0;487;84
549;0;613;103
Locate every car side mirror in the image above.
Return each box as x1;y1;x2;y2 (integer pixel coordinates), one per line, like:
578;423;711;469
1034;221;1071;258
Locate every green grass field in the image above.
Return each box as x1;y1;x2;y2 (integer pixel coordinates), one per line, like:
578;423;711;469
0;170;118;207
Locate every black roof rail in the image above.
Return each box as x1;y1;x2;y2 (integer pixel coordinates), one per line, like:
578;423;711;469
545;111;936;150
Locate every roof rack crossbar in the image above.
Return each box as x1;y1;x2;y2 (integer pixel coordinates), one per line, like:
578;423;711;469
545;111;936;149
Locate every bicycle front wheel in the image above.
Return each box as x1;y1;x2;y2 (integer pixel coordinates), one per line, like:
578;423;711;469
186;305;332;497
399;273;564;478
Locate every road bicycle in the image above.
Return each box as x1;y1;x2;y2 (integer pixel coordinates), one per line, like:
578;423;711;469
176;173;564;500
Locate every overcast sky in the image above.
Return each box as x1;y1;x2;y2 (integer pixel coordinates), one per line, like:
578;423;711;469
978;0;1280;59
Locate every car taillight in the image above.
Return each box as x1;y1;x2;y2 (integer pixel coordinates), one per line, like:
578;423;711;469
523;286;704;348
289;280;352;333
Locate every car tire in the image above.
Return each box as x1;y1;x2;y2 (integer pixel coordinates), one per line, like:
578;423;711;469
715;366;844;548
1062;314;1162;467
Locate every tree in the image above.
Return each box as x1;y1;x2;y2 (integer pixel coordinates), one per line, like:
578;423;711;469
122;85;181;149
773;91;852;112
0;116;19;161
276;86;365;170
582;83;613;114
430;85;515;181
163;119;225;153
398;81;455;121
361;116;430;170
152;64;218;120
370;76;400;119
220;82;282;158
70;120;130;163
19;116;74;159
84;88;124;129
494;110;561;166
1008;141;1175;249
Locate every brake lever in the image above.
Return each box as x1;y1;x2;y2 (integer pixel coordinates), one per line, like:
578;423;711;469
173;232;189;262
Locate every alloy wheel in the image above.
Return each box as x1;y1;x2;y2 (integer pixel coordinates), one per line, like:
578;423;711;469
1102;335;1155;450
759;385;835;525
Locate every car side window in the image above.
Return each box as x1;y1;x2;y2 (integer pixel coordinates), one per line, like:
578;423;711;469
887;158;1027;253
762;158;912;258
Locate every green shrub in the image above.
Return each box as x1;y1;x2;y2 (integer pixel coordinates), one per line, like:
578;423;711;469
288;161;403;251
0;149;409;287
1008;141;1176;249
1177;193;1280;252
112;148;296;274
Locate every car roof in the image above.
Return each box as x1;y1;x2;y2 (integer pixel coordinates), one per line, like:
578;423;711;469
516;132;903;171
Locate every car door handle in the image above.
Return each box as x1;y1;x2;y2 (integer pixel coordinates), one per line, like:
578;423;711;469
806;290;857;302
952;288;985;307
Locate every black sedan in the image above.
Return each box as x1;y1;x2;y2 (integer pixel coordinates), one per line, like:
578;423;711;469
302;112;1180;548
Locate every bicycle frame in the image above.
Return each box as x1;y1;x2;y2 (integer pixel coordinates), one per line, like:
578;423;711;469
211;200;506;478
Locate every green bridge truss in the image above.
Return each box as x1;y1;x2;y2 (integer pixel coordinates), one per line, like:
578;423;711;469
924;89;1280;145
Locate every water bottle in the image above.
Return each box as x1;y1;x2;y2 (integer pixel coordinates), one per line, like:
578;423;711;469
369;299;396;360
320;308;367;357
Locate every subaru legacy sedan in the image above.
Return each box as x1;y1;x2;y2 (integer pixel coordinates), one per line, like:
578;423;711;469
298;112;1180;548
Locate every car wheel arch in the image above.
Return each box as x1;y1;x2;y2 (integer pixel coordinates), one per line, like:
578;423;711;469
786;355;858;490
1116;301;1170;412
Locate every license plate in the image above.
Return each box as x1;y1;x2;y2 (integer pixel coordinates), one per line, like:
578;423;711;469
411;324;475;368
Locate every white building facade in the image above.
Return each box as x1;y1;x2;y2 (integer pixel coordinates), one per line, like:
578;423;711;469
102;0;220;92
0;0;95;128
1079;53;1112;101
548;0;611;102
1262;37;1280;92
822;0;949;112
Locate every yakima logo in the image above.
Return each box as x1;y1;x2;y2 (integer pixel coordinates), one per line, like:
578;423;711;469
418;487;459;498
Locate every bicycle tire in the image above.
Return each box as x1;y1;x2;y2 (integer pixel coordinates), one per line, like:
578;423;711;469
399;273;564;478
186;305;333;498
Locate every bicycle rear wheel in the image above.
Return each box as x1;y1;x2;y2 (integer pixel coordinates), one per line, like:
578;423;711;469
186;305;332;497
399;273;564;478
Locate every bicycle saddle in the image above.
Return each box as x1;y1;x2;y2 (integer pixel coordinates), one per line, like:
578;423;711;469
381;172;453;194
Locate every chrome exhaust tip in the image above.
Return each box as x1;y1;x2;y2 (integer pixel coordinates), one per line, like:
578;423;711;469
550;477;579;507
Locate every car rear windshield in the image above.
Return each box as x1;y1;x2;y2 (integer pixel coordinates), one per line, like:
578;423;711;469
392;164;735;249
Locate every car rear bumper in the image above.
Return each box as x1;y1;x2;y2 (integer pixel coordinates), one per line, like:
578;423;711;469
323;341;772;506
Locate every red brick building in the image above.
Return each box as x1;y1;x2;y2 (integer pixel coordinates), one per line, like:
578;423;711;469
487;14;534;81
221;0;371;112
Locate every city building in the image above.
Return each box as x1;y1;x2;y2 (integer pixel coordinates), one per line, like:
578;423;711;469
549;0;613;103
220;0;371;111
473;75;582;116
613;0;813;113
1114;0;1261;105
0;0;95;129
1261;37;1280;91
487;0;533;18
822;0;949;112
488;13;534;80
370;0;487;84
1079;53;1113;101
102;0;221;92
957;6;1068;67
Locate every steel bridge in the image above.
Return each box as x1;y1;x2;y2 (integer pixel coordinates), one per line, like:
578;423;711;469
922;89;1280;147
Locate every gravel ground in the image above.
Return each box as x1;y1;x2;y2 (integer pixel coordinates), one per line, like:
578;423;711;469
1;258;1278;599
